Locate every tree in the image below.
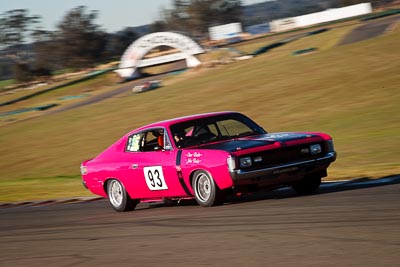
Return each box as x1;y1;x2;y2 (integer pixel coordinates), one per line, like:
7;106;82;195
106;28;139;58
0;9;41;49
159;0;243;38
338;0;366;7
150;20;167;33
13;62;32;82
31;30;59;76
56;6;107;68
209;0;242;25
161;0;192;33
0;9;41;81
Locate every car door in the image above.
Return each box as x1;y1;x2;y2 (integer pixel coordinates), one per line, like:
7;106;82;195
126;128;187;199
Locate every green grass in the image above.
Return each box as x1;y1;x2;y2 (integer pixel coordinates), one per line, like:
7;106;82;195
0;77;90;104
0;176;92;202
0;20;399;202
0;79;16;91
0;72;124;126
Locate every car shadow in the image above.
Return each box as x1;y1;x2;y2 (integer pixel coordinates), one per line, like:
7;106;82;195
223;174;400;205
135;175;400;210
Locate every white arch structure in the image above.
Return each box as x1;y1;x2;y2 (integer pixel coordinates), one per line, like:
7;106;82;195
115;32;204;79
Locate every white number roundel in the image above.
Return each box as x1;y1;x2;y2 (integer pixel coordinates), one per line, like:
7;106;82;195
143;166;168;190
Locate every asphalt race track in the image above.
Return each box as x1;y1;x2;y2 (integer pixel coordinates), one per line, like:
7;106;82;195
46;61;187;115
45;74;168;115
1;177;399;266
338;14;399;45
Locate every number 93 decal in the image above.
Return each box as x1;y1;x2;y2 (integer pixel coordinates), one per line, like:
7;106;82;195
143;166;168;190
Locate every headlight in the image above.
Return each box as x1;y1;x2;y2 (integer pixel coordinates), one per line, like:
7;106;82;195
310;144;322;155
240;157;252;168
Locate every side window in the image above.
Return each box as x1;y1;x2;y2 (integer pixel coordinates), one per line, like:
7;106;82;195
143;129;165;152
126;129;170;152
144;131;158;147
171;126;194;148
126;133;144;152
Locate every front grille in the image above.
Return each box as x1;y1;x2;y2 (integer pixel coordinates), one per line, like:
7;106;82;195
240;142;326;171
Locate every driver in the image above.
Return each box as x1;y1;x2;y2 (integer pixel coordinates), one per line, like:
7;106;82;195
173;129;186;148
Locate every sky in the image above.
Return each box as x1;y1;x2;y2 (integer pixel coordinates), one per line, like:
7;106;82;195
0;0;269;33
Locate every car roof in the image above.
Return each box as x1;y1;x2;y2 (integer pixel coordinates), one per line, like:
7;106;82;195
127;111;238;135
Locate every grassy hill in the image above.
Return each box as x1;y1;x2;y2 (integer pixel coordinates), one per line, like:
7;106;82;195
0;19;399;202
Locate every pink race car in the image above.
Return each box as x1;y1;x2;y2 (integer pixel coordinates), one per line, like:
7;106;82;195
81;111;336;212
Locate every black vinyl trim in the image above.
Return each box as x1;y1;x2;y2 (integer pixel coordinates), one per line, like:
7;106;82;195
176;150;182;165
176;150;192;195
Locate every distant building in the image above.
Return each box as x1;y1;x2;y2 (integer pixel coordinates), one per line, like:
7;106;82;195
270;3;373;32
209;23;243;41
245;23;271;35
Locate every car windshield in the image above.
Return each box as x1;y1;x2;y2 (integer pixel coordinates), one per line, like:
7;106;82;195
170;113;266;148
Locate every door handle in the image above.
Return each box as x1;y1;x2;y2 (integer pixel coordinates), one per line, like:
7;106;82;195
132;164;138;169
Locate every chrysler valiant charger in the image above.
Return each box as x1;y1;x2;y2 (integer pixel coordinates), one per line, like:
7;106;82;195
81;112;336;212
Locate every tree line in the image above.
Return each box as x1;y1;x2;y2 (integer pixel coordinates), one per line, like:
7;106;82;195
0;6;141;82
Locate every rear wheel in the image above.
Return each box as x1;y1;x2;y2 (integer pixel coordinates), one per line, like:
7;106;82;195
192;170;225;207
107;179;138;212
292;175;322;195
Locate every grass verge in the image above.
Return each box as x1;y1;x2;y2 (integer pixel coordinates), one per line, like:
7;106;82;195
0;79;16;92
0;176;92;202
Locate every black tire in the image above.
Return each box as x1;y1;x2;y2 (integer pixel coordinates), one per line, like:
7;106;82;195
292;175;322;195
192;170;225;207
107;179;138;212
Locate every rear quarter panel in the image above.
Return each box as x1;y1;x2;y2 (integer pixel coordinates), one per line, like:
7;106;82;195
82;137;130;198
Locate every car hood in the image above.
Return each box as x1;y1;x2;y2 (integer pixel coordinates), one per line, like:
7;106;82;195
196;132;320;153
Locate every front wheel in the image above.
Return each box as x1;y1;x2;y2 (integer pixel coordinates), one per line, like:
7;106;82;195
292;175;322;195
192;170;225;207
107;179;138;212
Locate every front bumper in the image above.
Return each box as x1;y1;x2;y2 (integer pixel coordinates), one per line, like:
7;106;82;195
230;152;336;182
